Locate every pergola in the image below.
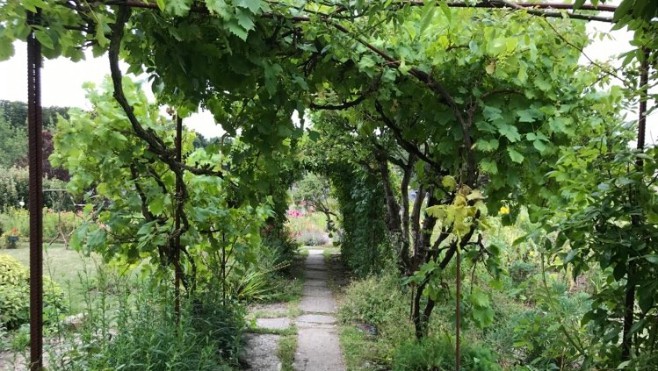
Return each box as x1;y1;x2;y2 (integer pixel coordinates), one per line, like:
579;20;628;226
21;1;647;370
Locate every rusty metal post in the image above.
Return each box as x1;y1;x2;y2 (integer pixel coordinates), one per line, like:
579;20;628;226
27;8;44;371
455;246;461;371
174;115;183;321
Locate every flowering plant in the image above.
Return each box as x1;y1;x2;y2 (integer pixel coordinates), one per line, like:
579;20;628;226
2;227;20;248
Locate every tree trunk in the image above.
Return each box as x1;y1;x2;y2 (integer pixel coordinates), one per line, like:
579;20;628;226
375;149;402;235
399;154;416;272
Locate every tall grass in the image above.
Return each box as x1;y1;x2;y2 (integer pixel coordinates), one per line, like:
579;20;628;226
48;266;244;370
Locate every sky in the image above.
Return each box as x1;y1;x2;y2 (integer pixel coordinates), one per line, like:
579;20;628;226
0;43;221;137
0;14;655;140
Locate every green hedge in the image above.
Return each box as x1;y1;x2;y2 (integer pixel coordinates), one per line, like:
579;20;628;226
0;166;75;212
0;254;68;330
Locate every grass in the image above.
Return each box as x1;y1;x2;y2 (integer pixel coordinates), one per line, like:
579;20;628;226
340;326;381;370
246;325;297;336
278;334;298;371
322;246;340;257
1;242;100;314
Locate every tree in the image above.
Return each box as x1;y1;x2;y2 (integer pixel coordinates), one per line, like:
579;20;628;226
304;7;617;340
0;100;70;129
0;109;26;168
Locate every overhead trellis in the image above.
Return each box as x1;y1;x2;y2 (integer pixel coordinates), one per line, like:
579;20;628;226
9;0;657;369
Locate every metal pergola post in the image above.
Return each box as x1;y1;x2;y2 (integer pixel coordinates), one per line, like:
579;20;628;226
27;9;44;371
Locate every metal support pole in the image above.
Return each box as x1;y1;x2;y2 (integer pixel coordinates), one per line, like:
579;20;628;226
27;9;44;371
455;246;461;371
174;115;183;321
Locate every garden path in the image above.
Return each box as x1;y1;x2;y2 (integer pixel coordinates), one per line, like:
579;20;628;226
293;249;345;371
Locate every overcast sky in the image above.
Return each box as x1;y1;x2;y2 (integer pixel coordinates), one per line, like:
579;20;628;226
0;43;220;137
0;17;655;140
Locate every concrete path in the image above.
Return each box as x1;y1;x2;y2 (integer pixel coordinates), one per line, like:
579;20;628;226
243;333;282;371
243;302;291;371
293;250;346;371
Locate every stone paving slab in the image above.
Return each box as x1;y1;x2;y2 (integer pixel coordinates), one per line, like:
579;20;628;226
305;270;329;280
256;317;291;330
306;265;327;272
293;327;345;371
291;248;345;370
304;280;327;287
296;314;337;325
299;295;337;313
243;333;282;371
248;302;289;317
296;323;337;330
302;285;333;297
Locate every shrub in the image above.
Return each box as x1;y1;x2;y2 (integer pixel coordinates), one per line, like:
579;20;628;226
0;208;80;244
0;166;74;212
262;224;299;270
0;324;7;351
339;272;413;368
0;166;28;212
0;254;68;330
10;324;30;351
339;272;407;327
511;289;592;369
295;229;329;246
392;335;502;371
509;261;536;283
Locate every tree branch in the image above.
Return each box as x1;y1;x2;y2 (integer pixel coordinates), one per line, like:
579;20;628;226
374;100;444;172
109;5;226;179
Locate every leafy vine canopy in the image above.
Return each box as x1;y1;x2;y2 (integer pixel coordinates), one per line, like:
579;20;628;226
0;1;623;209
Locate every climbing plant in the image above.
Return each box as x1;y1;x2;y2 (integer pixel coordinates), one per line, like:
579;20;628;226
51;79;271;297
1;0;656;368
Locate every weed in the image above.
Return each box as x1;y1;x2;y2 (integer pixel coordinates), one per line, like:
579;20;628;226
337;271;413;368
392;335;502;371
9;325;29;352
45;267;243;370
247;325;297;336
339;272;407;327
278;334;298;371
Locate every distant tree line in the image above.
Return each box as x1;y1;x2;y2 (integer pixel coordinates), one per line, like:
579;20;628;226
1;99;213;178
0;100;71;180
0;100;70;130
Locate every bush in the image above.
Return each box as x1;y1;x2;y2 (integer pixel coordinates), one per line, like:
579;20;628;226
392;335;502;371
339;272;413;368
0;324;7;351
294;229;329;246
509;261;536;283
0;254;68;330
511;289;592;369
339;272;407;327
0;166;28;212
0;208;80;244
261;224;299;270
0;166;75;212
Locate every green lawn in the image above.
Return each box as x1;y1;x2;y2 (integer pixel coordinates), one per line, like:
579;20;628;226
1;242;101;314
